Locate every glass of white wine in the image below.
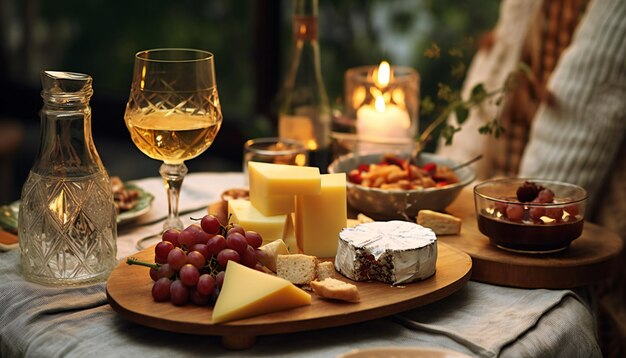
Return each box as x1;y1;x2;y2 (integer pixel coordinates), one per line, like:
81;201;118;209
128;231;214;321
124;48;222;249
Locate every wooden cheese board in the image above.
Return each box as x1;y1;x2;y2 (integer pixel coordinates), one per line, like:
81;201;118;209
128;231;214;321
439;187;623;289
106;242;471;349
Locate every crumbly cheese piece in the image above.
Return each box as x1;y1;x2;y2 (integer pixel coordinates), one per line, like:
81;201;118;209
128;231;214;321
276;254;318;285
257;239;290;272
416;210;462;236
335;221;437;285
228;199;288;244
248;161;321;216
316;261;335;280
310;278;360;302
295;173;347;258
212;261;311;324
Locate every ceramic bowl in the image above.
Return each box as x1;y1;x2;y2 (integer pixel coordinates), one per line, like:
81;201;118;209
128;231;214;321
474;178;587;253
328;152;475;220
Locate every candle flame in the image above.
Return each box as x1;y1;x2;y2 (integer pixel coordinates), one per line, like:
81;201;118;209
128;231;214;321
376;61;391;87
375;95;386;112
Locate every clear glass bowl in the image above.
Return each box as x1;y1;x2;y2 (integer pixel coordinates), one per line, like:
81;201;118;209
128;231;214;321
474;178;588;253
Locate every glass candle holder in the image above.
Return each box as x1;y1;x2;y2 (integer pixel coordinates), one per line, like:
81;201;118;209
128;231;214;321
243;137;308;184
340;62;419;155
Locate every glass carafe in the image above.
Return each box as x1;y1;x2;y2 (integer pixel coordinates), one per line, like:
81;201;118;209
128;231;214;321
18;71;117;285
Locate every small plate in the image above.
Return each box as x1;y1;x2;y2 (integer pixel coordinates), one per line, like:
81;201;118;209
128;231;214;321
338;347;472;358
116;184;154;225
3;184;154;228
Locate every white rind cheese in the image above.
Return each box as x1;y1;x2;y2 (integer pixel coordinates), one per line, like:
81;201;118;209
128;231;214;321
335;221;437;285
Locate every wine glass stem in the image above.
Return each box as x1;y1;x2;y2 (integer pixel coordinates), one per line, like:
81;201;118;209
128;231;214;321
159;162;188;232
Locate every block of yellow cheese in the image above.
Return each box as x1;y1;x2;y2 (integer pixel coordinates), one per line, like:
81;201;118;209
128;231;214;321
228;199;288;244
248;161;321;216
295;173;347;258
211;261;311;324
282;213;300;254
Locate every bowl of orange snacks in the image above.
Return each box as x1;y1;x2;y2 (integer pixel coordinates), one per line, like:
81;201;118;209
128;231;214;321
328;152;475;220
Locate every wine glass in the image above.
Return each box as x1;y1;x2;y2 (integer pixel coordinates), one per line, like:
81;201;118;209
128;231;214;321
124;48;222;249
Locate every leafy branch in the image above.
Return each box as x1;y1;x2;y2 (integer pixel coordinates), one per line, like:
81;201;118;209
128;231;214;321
419;42;532;146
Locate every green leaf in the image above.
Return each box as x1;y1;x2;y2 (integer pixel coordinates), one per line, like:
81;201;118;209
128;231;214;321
448;48;464;58
470;83;487;101
437;83;457;102
424;43;441;59
420;96;435;115
440;124;461;145
455;105;469;125
451;62;466;79
478;122;492;135
518;62;533;77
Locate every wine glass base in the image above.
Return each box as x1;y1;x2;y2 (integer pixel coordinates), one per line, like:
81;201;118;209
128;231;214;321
135;233;162;251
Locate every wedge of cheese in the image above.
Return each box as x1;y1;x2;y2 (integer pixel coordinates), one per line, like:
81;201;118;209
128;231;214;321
228;199;288;244
212;261;311;324
416;210;462;235
248;161;321;216
295;173;347;258
257;239;290;272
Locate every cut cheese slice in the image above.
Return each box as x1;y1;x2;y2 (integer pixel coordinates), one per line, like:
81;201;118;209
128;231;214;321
295;173;347;258
248;161;321;216
228;199;288;244
416;210;461;235
212;261;311;324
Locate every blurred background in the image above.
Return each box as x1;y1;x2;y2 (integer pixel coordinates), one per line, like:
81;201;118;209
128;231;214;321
0;0;498;204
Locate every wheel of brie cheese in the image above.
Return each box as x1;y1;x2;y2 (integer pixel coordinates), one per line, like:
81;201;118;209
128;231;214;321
335;221;437;285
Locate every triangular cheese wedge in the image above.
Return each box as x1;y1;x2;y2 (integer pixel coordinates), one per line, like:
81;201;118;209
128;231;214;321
212;261;311;324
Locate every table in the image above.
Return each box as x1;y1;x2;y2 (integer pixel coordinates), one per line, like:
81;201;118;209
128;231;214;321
0;173;602;357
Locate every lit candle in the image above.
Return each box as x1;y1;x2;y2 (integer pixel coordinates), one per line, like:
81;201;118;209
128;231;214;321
355;61;411;144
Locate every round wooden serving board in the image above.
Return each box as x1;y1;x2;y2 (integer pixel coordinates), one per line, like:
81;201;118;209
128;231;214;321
439;187;623;289
106;242;471;343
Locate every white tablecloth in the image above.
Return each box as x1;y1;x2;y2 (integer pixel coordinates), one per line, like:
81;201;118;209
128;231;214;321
0;173;601;358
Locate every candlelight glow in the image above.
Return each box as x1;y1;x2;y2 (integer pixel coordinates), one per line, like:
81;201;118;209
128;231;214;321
375;96;386;112
376;61;391;87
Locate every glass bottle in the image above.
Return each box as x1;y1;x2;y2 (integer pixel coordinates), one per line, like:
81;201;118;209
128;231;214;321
18;71;117;285
278;0;331;172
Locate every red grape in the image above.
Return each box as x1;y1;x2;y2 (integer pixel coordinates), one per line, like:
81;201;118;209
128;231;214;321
162;229;181;247
505;204;524;222
241;245;258;268
190;244;210;259
207;235;227;256
149;268;159;281
170;280;189;306
189;288;211;306
152;277;172;302
210;287;221;305
494;202;508;215
546;207;564;221
529;207;546;221
155;255;167;265
178;228;196;249
215;271;225;288
227;224;245;237
564;204;579;217
187;251;206;270
226;233;248;255
536;189;555;203
158;263;175;279
197;274;216;296
201;215;221;235
155;241;175;260
244;231;263;249
167;247;188;270
217;248;240;268
179;264;200;287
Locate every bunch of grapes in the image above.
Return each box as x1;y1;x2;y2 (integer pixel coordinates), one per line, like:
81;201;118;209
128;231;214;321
127;214;264;306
